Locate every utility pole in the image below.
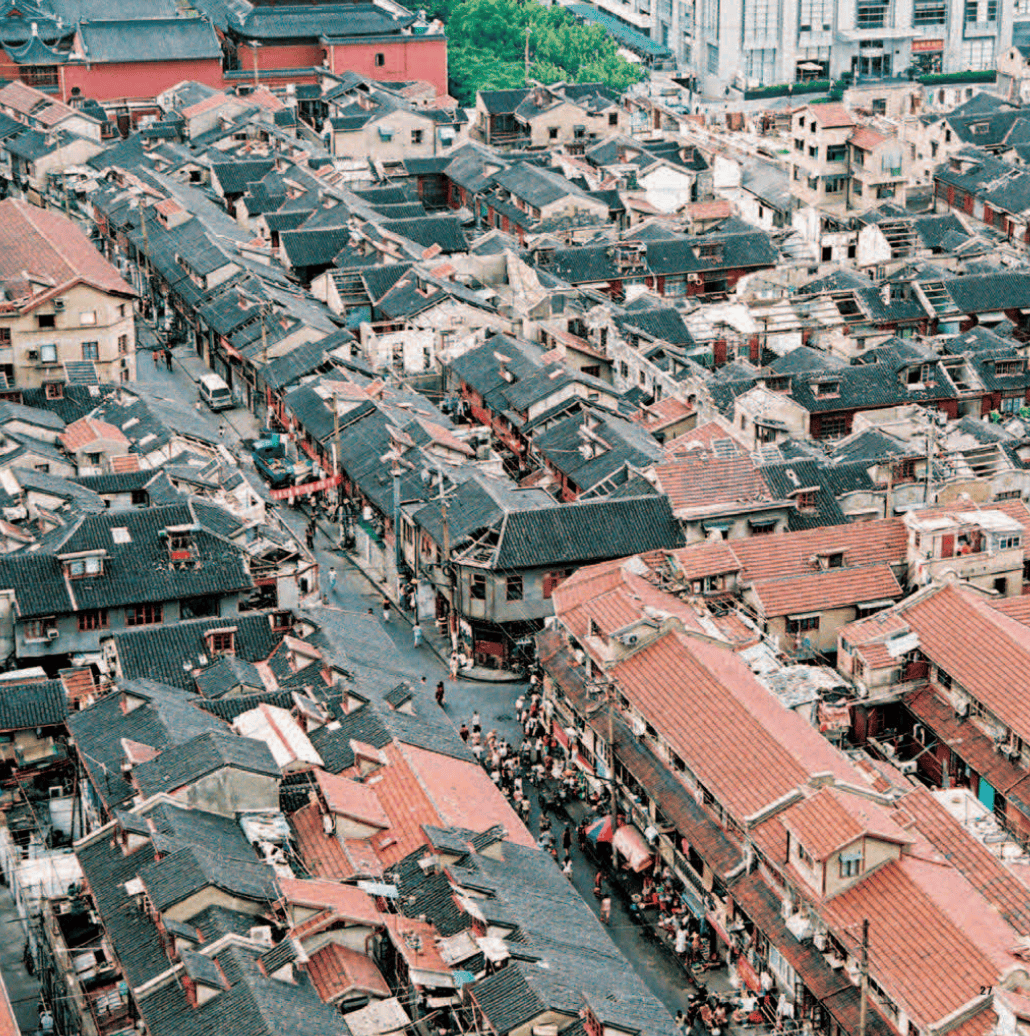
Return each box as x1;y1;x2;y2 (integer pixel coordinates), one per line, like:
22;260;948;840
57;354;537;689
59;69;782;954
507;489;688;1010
925;414;935;504
333;387;342;523
524;25;531;85
392;454;403;590
607;679;618;848
858;918;870;1036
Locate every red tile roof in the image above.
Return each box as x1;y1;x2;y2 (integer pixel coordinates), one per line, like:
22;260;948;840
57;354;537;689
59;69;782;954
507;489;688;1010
365;742;442;867
848;126;886;151
779;787;910;861
610;631;854;821
0;199;134;303
750;564;902;617
399;742;536;848
897;786;1030;936
902;584;1030;737
290;800;354;879
314;770;390;829
306;942;391;1004
810;103;854;128
110;454;141;473
652;451;775;514
731;870;853;1002
820;857;998;1027
60;416;129;453
990;594;1030;627
553;556;707;642
279;877;382;927
665;517;908;587
905;687;1030;805
0;971;19;1036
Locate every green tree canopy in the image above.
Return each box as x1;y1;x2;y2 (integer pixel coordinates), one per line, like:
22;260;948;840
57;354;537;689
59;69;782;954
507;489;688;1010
439;0;644;105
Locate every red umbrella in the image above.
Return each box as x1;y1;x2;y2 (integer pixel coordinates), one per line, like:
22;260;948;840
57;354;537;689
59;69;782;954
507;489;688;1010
584;816;615;844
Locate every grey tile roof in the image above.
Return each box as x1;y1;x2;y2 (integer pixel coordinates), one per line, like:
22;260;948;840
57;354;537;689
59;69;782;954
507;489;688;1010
132;730;279;798
531;410;665;493
194;656;266;698
482;494;684;569
181;950;230;990
0;678;67;730
137;940;352;1036
78;18;221;63
379;216;468;254
69;683;227;811
0;501;252;618
140;842;278;912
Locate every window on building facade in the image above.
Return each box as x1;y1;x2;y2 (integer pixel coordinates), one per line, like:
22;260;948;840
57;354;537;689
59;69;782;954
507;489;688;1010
744;48;777;81
963;0;997;21
82;341;99;361
118;334;129;354
840;852;862;878
707;42;719;74
20;66;58;88
787;614;820;633
913;0;947;22
470;573;486;600
798;0;832;29
126;602;163;626
0;328;10;346
506;574;523;601
856;0;889;27
819;415;848;439
374;52;385;66
743;0;777;40
40;343;57;364
78;609;108;632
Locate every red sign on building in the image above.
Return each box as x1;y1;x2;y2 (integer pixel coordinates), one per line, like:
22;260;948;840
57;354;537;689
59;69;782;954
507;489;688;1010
270;474;341;501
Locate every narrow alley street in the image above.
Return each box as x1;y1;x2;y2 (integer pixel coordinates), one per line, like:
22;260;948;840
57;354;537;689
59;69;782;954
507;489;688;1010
133;339;704;1021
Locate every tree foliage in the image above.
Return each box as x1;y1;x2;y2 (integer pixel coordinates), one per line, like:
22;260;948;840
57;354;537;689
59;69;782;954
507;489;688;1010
436;0;645;105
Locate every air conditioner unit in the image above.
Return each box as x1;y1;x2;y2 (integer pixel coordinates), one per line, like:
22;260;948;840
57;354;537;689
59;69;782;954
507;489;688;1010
898;759;919;775
26;350;38;361
954;700;969;719
46;627;58;639
249;925;273;947
53;299;64;311
1008;747;1021;762
631;716;646;738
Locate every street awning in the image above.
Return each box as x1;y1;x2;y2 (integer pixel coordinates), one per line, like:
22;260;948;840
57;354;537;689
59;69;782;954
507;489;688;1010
612;824;654;872
585;816;614;844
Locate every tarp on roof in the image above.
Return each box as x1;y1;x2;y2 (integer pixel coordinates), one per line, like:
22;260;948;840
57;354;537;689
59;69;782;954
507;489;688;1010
612;823;653;872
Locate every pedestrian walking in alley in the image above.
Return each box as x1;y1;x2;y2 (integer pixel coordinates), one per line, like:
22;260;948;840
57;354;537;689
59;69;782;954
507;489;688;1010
218;421;227;439
305;521;315;550
413;623;423;648
459;722;469;742
382;599;391;623
562;824;572;853
471;710;481;734
165;349;173;371
327;566;337;595
600;895;611;924
152;349;160;370
448;651;459;679
435;680;445;707
562;855;573;878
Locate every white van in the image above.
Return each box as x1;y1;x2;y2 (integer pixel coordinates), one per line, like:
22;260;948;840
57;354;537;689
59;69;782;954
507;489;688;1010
199;372;234;411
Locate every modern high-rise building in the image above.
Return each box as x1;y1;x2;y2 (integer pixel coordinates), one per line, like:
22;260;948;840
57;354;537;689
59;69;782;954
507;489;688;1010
582;0;1015;97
